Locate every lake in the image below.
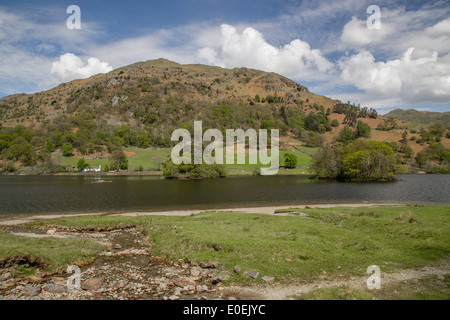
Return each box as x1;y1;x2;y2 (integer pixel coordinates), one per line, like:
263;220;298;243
0;174;448;216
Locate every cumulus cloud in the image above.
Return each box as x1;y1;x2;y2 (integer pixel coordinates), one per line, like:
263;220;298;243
339;48;450;103
197;24;333;80
51;53;113;81
340;16;395;47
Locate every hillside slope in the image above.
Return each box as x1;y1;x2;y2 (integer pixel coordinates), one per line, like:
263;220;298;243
0;58;448;173
385;109;450;128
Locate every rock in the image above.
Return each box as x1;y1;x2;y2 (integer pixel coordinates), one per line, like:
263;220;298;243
114;244;122;250
207;261;219;268
46;228;56;235
22;285;41;297
181;263;190;269
437;274;445;281
2;272;12;280
44;283;67;294
243;270;259;279
261;276;274;283
158;283;168;291
196;284;208;293
173;279;195;288
0;279;15;290
212;273;230;284
51;277;66;285
81;277;104;291
116;280;127;289
28;276;44;284
190;267;201;277
185;285;195;293
200;262;208;268
169;295;179;300
228;296;237;300
233;266;241;274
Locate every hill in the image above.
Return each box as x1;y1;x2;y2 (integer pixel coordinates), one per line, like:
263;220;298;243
0;58;448;174
385;109;450;128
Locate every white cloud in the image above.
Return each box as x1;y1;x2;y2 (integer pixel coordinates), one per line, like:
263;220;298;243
340;16;395;47
197;24;333;80
426;17;450;37
339;48;450;103
51;53;113;81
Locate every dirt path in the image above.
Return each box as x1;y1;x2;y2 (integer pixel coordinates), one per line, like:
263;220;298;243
0;203;390;226
221;259;450;300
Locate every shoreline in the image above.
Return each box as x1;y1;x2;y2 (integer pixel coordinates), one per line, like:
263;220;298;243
0;202;432;226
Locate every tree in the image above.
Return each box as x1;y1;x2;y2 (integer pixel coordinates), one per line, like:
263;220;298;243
45;138;55;153
337;126;355;144
284;153;298;169
429;122;445;138
62;143;74;157
331;119;340;127
311;141;397;181
4;136;36;166
137;131;150;148
110;150;128;171
76;158;90;171
356;120;371;138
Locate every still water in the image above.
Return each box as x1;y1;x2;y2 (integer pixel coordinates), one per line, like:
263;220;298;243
0;174;448;215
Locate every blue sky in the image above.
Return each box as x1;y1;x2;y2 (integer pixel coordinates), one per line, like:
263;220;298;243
1;0;450;114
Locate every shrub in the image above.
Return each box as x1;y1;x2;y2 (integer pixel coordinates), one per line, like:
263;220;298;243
284;153;298;169
62;143;74;157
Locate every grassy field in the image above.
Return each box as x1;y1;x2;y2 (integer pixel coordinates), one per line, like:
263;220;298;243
0;231;104;275
52;146;315;174
52;148;171;171
23;205;450;290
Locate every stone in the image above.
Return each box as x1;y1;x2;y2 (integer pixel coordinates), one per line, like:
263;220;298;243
22;285;41;297
44;283;67;294
262;276;274;283
169;295;179;300
0;279;16;290
28;276;44;284
233;266;241;274
114;244;122;250
82;277;104;291
46;228;56;235
185;285;195;292
2;272;12;280
181;263;190;269
207;261;219;268
200;262;208;268
212;273;230;283
437;274;445;281
51;277;66;285
243;270;260;279
190;267;201;277
196;284;208;293
173;279;195;288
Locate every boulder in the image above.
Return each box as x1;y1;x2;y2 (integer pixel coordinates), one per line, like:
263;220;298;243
22;286;41;297
81;277;104;291
44;283;67;294
243;270;260;279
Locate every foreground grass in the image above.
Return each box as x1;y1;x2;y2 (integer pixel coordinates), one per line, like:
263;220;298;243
25;205;450;287
0;231;105;274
